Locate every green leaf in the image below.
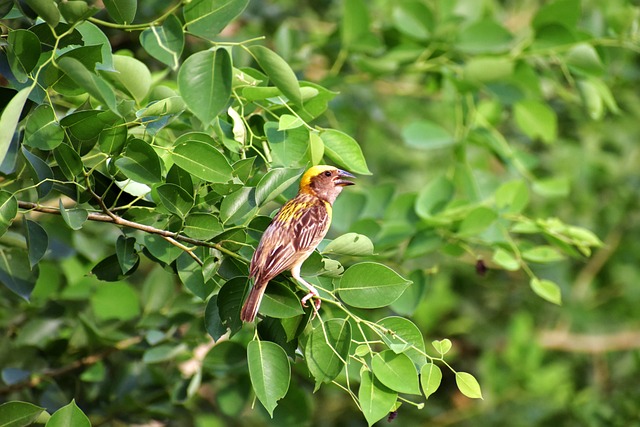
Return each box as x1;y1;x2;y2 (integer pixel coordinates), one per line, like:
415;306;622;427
337;262;411;308
184;213;223;240
106;54;151;104
140;14;184;69
219;187;257;225
21;147;53;198
45;399;90;427
177;252;211;300
455;372;483;399
377;316;426;367
59;1;99;24
178;49;232;124
24;104;64;150
495;180;529;214
532;0;580;30
464;56;515;83
116;235;138;274
48;45;104;96
98;119;127;155
265;123;310;168
259;281;305;318
90;282;140;321
183;0;249;40
171;140;233;183
530;278;562;305
142;343;188;364
415;175;454;219
91;254;126;282
203;341;247;375
522;246;565;263
102;0;136;24
402;120;455;150
320;129;371;175
57;57;118;113
392;1;433;41
249;45;302;107
247;340;291;417
0;401;45;427
53;143;84;179
514;100;557;144
0;250;39;301
309;132;324;165
114;138;163;185
59;200;88;230
492;248;520;271
304;319;351;388
0;88;32;165
254;167;302;206
566;43;604;77
532;176;570;198
142;234;182;264
341;0;379;52
0;191;18;237
24;0;60;26
204;295;227;341
457;206;497;236
420;362;442;399
358;368;397;427
323;233;374;256
456;19;513;53
7;29;41;82
155;184;194;219
371;351;421;395
216;277;249;337
277;114;304;130
25;220;48;268
431;338;452;355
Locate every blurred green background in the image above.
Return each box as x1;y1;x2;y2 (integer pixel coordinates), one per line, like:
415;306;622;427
2;0;640;425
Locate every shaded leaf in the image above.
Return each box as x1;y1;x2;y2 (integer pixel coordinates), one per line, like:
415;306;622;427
247;340;290;417
25;220;48;268
305;319;351;388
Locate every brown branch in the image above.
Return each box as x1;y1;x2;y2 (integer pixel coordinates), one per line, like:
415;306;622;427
0;336;142;395
538;329;640;353
17;200;248;263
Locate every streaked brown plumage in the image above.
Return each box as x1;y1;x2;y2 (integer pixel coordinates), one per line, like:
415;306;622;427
240;165;355;322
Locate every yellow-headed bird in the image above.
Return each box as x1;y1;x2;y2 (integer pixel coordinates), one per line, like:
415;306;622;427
240;165;355;322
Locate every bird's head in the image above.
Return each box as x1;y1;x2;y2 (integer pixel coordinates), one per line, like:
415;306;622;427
299;165;355;204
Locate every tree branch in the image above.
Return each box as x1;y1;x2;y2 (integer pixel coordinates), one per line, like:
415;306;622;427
17;201;248;264
538;329;640;353
0;336;142;395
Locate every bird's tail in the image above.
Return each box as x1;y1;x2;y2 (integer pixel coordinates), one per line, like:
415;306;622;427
240;281;267;322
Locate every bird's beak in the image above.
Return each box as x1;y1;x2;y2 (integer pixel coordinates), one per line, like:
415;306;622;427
336;169;356;186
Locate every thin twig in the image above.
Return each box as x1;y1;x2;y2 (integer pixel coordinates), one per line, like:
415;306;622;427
17;201;249;264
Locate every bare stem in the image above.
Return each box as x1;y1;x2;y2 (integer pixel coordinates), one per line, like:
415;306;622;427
17;201;249;264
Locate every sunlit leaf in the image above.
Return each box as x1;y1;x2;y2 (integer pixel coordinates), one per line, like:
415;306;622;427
337;262;411;309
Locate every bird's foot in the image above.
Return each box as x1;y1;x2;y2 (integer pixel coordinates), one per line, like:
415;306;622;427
301;291;321;318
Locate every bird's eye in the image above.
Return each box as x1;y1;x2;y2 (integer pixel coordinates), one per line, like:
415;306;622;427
324;171;332;177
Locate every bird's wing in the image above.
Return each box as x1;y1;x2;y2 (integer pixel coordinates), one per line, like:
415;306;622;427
249;201;330;283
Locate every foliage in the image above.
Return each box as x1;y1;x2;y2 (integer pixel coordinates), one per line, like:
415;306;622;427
1;0;638;426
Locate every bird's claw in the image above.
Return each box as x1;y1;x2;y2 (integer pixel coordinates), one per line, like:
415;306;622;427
301;292;321;319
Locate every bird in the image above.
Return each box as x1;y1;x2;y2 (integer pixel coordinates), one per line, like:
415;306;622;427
240;165;355;322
